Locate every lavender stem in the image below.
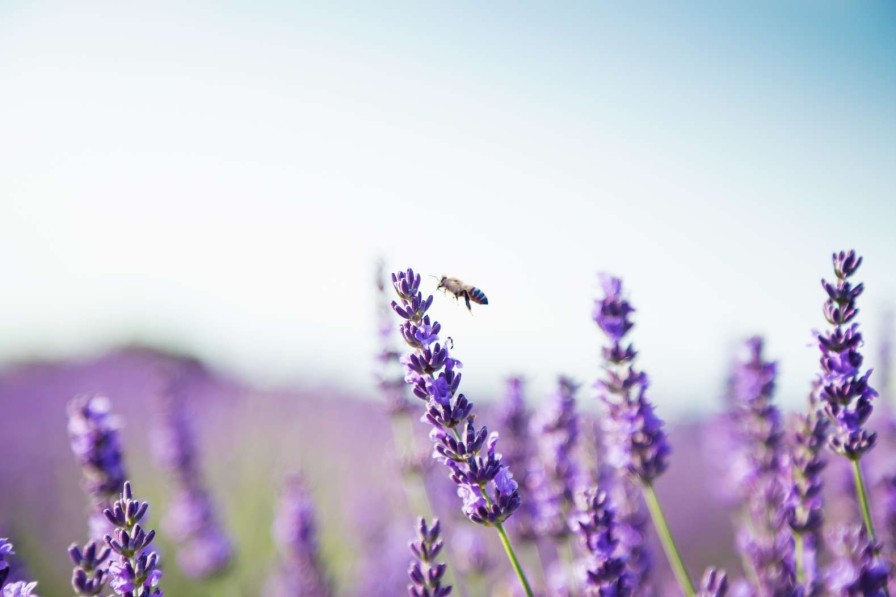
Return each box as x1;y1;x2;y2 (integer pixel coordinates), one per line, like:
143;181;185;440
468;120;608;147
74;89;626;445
494;524;534;597
851;457;878;542
642;484;695;597
794;533;804;585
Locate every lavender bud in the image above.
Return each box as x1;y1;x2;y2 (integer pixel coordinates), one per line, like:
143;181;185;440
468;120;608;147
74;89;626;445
69;539;110;596
696;567;728;597
407;518;452;597
575;489;633;596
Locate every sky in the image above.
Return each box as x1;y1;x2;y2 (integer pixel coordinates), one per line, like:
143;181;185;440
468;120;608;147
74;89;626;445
1;1;894;417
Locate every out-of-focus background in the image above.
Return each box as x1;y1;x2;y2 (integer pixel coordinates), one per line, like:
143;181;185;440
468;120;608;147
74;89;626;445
1;1;895;595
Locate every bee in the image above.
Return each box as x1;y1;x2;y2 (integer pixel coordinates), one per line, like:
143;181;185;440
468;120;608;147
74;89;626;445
436;277;489;312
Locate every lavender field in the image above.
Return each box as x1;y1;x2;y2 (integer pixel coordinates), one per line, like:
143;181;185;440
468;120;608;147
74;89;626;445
0;253;894;596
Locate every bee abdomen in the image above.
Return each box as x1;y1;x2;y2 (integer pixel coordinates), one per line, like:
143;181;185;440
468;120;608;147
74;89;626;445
469;287;488;305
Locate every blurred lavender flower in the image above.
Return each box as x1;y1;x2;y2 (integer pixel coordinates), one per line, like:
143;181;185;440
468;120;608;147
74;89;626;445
817;250;877;459
151;369;233;578
452;526;492;578
67;395;128;539
103;482;163;597
496;377;538;541
0;540;40;596
408;517;452;597
825;525;889;596
696;568;728;597
531;377;581;539
390;269;521;527
783;387;828;595
268;474;332;597
376;261;415;417
69;540;110;596
729;337;796;594
593;274;671;592
575;489;633;596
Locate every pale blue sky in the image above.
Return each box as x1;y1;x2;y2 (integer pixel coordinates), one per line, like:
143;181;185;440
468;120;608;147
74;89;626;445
1;1;894;416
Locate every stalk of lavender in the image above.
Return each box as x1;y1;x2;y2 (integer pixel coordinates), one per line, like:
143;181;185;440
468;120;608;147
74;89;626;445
575;489;634;596
0;539;41;597
67;395;129;539
390;268;531;596
408;518;452;597
151;370;233;578
267;474;332;597
592;274;693;596
729;337;796;594
816;250;879;540
825;525;888;595
784;386;828;594
103;482;163;597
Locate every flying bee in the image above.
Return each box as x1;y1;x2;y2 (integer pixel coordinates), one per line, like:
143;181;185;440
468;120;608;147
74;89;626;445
436;276;489;312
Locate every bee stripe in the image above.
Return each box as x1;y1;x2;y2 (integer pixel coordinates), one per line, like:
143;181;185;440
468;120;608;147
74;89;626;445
469;288;488;305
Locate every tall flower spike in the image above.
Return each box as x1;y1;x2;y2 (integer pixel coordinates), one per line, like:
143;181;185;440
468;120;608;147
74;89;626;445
151;369;233;578
729;337;796;594
102;482;163;597
407;518;452;597
267;474;332;597
593;274;693;596
391;268;531;596
531;376;581;539
575;489;633;596
817;250;877;459
67;395;128;539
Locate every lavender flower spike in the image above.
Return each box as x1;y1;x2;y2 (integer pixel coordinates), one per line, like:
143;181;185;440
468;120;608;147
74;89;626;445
408;518;452;597
268;474;332;597
1;539;41;596
68;395;128;538
391;268;531;596
817;250;877;459
593;274;693;596
825;526;888;596
103;482;163;597
575;489;633;596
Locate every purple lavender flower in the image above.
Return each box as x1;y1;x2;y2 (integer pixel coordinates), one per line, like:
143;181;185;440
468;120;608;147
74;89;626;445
593;274;670;591
268;474;331;597
825;525;889;596
729;337;796;594
151;370;233;578
2;581;40;597
593;274;669;486
575;489;633;597
696;568;728;597
531;377;581;539
817;250;878;459
0;540;40;596
69;540;111;596
103;481;163;597
376;261;415;416
408;517;452;597
67;395;128;538
496;377;538;541
390;269;520;527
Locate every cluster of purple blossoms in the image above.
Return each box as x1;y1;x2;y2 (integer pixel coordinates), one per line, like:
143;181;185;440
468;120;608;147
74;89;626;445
268;474;331;597
729;337;796;594
531;376;581;539
575;489;633;596
593;274;667;590
408;518;452;597
391;269;520;526
103;482;163;597
0;539;40;597
825;526;889;595
817;250;878;459
69;539;110;596
151;371;233;578
67;395;128;539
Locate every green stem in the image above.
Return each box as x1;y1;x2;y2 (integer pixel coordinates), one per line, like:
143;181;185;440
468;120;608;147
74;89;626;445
794;532;804;585
850;457;877;542
642;484;695;597
495;523;535;597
